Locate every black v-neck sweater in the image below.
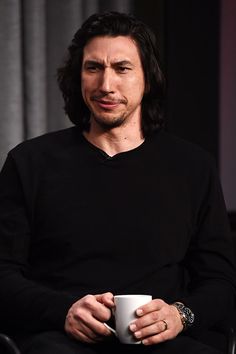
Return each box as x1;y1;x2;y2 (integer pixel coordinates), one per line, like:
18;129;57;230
0;127;235;335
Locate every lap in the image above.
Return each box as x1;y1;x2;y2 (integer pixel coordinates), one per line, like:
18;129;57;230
17;331;97;354
16;331;223;354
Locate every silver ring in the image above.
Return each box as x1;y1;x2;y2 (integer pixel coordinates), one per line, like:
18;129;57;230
162;319;168;331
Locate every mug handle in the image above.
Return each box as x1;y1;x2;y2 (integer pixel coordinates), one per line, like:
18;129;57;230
103;322;117;336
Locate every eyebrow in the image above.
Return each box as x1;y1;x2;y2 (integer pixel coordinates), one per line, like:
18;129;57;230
83;60;134;67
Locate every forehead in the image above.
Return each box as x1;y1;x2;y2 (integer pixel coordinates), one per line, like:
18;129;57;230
82;35;142;64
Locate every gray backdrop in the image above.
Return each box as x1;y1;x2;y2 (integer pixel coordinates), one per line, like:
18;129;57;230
0;0;132;167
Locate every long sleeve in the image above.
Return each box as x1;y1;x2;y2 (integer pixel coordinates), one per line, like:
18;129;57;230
0;128;235;337
180;157;236;332
0;154;77;333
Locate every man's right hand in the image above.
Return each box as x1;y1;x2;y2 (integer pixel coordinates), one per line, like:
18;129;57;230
64;292;114;343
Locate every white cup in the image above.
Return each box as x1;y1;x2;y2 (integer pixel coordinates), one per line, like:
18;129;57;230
104;294;152;344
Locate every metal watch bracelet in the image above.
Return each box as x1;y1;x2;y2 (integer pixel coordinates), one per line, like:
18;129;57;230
172;302;195;330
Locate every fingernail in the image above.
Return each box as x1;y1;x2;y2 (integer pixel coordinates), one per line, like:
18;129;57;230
136;309;143;316
142;339;148;345
134;331;141;338
129;324;137;332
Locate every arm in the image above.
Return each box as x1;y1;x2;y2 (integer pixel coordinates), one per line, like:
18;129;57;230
180;157;236;330
129;156;236;345
0;154;77;333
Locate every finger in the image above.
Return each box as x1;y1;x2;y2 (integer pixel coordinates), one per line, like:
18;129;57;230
136;299;165;317
70;303;111;338
70;326;98;344
82;325;109;342
142;330;172;346
94;303;112;322
95;292;113;301
95;292;114;307
67;314;111;342
81;295;112;322
78;313;111;337
130;310;161;332
133;320;168;341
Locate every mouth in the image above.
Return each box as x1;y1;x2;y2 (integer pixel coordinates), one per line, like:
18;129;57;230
91;96;126;110
95;100;120;110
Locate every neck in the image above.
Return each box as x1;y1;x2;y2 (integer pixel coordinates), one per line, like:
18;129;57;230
83;121;145;157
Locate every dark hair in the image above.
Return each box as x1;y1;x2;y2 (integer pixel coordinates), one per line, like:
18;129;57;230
57;11;165;136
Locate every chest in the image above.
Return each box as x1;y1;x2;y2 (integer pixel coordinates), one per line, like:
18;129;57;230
31;161;195;264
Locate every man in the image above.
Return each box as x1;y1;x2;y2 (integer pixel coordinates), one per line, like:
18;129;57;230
0;11;235;354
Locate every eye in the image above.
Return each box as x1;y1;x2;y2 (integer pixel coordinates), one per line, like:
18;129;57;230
116;66;131;73
84;62;103;73
86;66;99;73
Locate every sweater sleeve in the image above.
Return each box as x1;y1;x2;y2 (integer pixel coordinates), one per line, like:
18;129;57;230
0;153;78;333
180;157;236;332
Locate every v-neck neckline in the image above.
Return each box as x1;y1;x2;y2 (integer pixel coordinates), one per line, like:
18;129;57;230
80;133;147;161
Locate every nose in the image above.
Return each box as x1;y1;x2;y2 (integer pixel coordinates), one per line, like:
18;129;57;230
99;68;115;94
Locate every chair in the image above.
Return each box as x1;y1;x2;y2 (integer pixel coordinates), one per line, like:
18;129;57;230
228;328;236;354
0;333;21;354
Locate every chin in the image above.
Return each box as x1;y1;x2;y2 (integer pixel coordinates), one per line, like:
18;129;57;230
93;115;126;130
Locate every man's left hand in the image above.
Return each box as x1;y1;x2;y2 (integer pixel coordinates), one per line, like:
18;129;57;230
129;298;183;345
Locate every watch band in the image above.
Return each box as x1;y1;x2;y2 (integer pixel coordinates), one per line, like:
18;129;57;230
172;302;195;330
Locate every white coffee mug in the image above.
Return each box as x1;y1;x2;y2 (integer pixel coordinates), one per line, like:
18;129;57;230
104;294;152;344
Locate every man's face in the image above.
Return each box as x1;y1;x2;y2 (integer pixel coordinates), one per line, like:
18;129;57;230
81;35;145;130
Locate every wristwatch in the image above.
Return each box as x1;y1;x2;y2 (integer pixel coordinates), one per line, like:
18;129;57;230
172;302;195;330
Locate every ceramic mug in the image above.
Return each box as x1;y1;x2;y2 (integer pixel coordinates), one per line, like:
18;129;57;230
104;294;152;344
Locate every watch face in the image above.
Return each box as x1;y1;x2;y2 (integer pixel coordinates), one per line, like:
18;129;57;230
174;302;195;327
184;307;195;325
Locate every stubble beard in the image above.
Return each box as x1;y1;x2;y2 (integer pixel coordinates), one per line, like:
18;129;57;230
92;112;127;131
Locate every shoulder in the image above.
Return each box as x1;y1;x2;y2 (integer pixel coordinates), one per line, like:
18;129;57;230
150;130;216;167
9;127;81;159
5;127;84;175
147;130;218;188
11;127;79;152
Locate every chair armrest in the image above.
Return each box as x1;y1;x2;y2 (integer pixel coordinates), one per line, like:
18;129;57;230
228;327;236;354
0;333;21;354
